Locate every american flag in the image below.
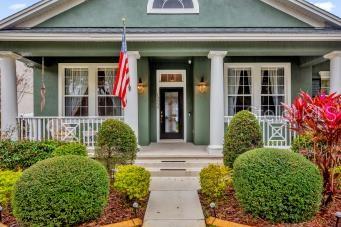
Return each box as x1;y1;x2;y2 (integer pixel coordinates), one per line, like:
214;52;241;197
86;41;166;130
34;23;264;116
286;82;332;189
113;24;130;108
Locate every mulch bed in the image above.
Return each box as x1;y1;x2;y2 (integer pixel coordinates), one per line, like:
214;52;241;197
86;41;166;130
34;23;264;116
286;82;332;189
1;189;149;227
199;188;340;227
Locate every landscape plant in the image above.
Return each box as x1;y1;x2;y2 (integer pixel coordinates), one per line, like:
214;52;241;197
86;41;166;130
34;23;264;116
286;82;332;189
0;140;64;170
114;165;150;200
284;92;341;205
51;142;87;157
199;164;232;200
12;155;109;226
223;110;263;167
0;170;22;210
233;148;323;223
96;119;137;175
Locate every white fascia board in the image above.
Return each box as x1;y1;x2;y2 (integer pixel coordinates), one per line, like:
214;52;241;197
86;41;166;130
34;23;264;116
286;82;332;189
261;0;341;27
0;32;341;42
0;0;85;29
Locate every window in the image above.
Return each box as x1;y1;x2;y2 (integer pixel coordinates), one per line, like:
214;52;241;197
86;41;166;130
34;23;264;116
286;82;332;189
64;68;89;116
261;67;285;116
319;71;330;94
59;63;121;117
226;68;252;116
160;73;183;82
225;63;291;117
97;68;122;116
147;0;199;14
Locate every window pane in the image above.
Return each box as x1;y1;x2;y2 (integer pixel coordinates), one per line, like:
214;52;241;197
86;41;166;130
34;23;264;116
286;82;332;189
64;68;89;117
97;68;122;116
153;0;194;8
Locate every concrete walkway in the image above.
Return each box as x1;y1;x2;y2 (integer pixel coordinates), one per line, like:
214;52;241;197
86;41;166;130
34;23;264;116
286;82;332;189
143;177;206;227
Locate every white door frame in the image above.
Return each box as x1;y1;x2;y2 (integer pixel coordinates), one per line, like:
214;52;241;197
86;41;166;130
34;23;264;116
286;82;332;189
156;70;187;143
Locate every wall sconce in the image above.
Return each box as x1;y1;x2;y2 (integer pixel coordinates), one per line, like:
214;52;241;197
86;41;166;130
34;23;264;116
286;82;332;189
138;78;146;94
197;77;208;94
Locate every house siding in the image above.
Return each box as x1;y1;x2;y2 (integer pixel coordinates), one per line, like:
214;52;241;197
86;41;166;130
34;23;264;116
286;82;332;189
37;0;310;28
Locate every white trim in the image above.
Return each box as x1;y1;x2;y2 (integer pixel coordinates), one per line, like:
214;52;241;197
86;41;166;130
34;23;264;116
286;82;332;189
1;32;341;42
319;71;330;79
0;0;85;29
156;70;187;143
147;0;199;14
224;63;291;116
58;63;118;117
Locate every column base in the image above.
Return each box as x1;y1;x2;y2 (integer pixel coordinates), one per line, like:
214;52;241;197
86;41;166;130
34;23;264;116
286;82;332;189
207;145;223;155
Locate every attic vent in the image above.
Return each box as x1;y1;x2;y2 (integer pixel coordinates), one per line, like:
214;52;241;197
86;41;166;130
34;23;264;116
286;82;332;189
147;0;199;14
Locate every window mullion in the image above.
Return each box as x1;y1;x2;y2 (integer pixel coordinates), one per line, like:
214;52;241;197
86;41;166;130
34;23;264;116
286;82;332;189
88;65;96;116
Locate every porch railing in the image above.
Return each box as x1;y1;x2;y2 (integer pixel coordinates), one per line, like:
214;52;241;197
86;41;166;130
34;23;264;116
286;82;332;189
17;116;123;149
225;116;296;148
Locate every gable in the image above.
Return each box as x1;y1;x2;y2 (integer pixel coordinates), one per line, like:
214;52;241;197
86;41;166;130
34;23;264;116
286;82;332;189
36;0;311;28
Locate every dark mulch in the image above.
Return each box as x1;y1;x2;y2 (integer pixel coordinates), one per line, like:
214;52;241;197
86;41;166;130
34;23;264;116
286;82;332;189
1;190;149;227
199;188;340;227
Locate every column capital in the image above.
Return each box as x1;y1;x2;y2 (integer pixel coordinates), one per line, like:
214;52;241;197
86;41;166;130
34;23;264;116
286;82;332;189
324;51;341;60
127;51;141;59
0;51;22;60
208;51;228;59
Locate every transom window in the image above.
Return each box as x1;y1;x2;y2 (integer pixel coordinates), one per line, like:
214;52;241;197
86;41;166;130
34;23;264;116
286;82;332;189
224;63;291;117
59;63;121;117
147;0;199;14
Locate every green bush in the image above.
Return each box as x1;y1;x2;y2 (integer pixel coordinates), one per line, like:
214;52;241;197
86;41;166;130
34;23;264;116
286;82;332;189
0;140;64;170
291;133;314;154
96;120;137;173
199;164;232;200
223;110;263;167
12;155;109;226
233;148;323;223
114;165;150;200
0;170;22;209
52;142;87;157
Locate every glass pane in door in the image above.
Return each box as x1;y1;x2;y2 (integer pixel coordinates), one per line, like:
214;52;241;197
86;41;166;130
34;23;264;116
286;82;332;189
164;92;179;133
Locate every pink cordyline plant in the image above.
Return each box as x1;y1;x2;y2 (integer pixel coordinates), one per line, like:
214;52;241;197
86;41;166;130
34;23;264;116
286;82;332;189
283;91;341;206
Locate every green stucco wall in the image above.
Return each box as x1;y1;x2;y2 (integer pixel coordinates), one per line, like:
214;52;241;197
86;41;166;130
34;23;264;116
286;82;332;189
148;59;194;143
138;58;150;146
38;0;310;28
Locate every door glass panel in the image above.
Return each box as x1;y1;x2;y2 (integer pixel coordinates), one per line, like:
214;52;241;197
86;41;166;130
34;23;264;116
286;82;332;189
164;92;179;133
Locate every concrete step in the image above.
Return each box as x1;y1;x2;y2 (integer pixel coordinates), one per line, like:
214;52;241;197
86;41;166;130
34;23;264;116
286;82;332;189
135;160;223;168
145;167;202;177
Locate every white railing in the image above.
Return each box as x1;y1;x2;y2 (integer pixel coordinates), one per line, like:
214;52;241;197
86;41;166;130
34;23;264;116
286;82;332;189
224;116;296;148
17;116;124;149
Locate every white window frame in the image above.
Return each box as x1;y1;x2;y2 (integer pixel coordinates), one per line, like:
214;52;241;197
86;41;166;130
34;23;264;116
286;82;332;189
319;71;330;92
224;63;291;116
58;63;118;117
147;0;199;14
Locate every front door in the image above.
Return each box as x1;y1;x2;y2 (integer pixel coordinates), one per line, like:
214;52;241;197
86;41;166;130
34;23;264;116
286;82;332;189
160;88;184;140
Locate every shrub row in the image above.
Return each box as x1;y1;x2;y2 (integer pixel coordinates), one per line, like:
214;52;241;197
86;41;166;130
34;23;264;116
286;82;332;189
0;170;22;208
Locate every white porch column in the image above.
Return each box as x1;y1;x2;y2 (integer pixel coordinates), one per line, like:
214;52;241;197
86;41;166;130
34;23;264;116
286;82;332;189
324;51;341;94
125;51;140;141
208;51;227;154
0;52;20;140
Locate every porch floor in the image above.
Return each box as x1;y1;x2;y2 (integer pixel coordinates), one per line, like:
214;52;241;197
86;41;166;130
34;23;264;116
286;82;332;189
138;143;223;158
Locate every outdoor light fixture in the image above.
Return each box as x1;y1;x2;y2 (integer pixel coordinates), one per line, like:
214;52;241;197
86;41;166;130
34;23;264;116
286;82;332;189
133;202;139;218
209;202;216;217
138;78;146;94
197;77;208;94
336;212;341;227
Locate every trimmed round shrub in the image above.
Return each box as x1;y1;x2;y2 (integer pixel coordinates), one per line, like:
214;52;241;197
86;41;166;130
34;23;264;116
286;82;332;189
291;133;314;154
199;164;232;200
0;140;65;170
233;148;323;223
223;110;263;167
52;142;87;157
12;155;109;226
96;120;137;172
114;165;150;200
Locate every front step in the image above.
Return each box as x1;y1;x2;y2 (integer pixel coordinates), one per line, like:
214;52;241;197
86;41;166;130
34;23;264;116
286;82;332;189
135;157;223;177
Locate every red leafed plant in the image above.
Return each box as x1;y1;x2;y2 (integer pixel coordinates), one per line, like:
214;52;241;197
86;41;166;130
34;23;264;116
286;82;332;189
283;92;341;206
